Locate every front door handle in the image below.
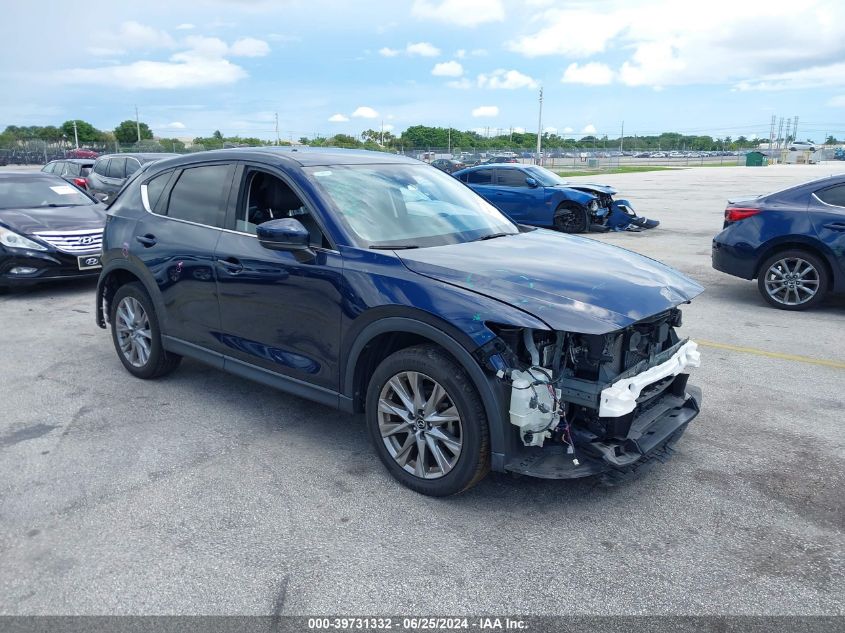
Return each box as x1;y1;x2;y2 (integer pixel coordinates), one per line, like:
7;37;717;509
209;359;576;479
219;257;243;273
823;222;845;231
135;234;157;247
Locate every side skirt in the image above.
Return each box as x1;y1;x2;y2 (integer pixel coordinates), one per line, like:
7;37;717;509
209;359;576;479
162;336;353;412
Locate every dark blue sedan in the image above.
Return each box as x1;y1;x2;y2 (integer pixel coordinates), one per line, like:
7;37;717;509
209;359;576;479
453;163;601;232
712;174;845;310
95;148;703;495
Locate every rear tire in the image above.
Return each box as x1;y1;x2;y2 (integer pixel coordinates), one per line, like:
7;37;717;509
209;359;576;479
365;345;490;496
554;203;589;233
110;282;181;378
756;249;828;310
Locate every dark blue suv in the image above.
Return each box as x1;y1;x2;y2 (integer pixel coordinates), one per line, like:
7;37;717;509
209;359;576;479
712;174;845;310
96;148;704;495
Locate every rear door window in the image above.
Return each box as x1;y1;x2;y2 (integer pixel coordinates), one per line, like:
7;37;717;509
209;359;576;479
107;157;127;179
164;164;232;228
467;169;494;185
125;158;141;176
816;185;845;208
94;158;109;175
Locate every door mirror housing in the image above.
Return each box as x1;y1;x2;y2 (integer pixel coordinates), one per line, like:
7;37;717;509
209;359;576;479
525;177;539;188
257;218;311;251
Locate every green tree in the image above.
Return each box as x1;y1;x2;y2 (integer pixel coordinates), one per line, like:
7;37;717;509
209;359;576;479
157;138;186;152
213;130;223;140
61;120;101;143
114;120;153;143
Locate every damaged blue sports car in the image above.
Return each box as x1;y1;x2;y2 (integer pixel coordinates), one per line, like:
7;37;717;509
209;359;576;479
453;163;658;233
96;148;702;496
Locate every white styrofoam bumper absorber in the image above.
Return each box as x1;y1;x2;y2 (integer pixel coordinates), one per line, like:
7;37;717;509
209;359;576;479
598;340;701;418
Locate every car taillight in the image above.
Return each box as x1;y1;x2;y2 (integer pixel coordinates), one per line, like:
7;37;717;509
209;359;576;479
73;177;87;189
725;207;760;223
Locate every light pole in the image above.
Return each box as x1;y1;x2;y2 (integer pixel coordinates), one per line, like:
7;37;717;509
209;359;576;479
73;120;79;149
135;105;141;143
535;87;543;165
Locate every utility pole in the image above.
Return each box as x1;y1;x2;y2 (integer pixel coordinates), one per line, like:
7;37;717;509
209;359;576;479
776;117;784;149
769;115;776;152
620;121;624;153
536;86;543;165
274;112;280;145
784;118;792;146
73;120;79;149
381;120;385;146
447;127;451;155
135;105;141;143
793;115;799;143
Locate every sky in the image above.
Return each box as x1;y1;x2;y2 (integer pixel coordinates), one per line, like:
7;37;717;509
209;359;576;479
3;0;845;143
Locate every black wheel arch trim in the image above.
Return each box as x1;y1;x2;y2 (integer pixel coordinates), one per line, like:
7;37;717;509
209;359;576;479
95;258;168;331
343;315;510;472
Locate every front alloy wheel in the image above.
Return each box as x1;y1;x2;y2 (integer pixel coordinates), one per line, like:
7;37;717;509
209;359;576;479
757;250;828;310
377;371;463;479
366;345;489;496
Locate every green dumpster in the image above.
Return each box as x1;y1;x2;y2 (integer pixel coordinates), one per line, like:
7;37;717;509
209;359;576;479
745;151;766;167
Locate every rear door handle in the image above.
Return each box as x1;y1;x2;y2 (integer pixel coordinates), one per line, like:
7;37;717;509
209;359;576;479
135;234;157;247
219;257;243;273
823;222;845;231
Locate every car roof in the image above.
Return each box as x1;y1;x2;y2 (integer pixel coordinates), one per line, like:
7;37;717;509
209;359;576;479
96;152;181;161
141;147;420;171
50;158;95;164
0;171;66;180
458;163;526;171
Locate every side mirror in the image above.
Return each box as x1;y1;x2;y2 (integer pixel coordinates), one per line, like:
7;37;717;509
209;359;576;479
257;218;311;251
525;177;538;188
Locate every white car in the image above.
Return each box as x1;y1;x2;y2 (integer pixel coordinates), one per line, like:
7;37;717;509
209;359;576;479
789;141;816;152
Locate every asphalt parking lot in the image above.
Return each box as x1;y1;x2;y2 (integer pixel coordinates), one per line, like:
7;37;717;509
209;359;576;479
0;164;843;616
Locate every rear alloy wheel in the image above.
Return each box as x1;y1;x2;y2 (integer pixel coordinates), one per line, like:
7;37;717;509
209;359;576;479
554;203;588;233
110;282;181;378
365;345;489;496
757;250;828;310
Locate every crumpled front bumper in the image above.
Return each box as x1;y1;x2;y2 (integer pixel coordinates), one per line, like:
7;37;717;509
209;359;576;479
504;383;702;480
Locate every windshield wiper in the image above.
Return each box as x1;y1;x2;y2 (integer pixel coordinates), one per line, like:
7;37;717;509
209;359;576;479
474;232;512;241
369;244;420;250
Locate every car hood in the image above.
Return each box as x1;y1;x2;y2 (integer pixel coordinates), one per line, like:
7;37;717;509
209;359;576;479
561;183;618;196
0;204;106;235
398;229;703;334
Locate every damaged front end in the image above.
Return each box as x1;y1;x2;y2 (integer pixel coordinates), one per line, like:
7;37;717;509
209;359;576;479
485;308;702;479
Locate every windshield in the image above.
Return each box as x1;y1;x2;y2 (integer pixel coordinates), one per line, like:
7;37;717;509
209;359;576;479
0;177;94;209
305;163;517;248
523;165;569;187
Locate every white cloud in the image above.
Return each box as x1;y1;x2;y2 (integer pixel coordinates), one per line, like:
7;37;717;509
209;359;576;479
63;56;247;89
328;113;350;122
513;126;526;133
411;0;505;27
734;62;845;91
563;126;574;133
507;0;845;90
508;9;623;57
447;78;473;89
432;60;463;77
61;32;271;90
379;47;400;57
543;126;556;134
406;41;441;57
230;37;271;57
477;69;538;89
472;105;499;117
562;62;614;85
827;95;845;107
581;124;597;135
164;121;186;129
381;123;395;132
456;49;466;58
352;106;379;118
175;23;195;30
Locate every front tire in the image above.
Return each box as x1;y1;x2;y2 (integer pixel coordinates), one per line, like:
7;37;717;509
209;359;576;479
365;345;490;496
554;203;589;233
110;282;181;378
756;249;828;310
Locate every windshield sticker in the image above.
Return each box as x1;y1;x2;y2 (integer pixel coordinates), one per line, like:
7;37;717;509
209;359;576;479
313;170;332;177
50;185;77;195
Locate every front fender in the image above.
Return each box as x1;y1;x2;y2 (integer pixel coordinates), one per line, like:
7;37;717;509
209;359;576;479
553;187;596;208
95;253;168;331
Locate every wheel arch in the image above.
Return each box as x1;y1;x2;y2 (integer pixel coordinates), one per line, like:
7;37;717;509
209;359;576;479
343;315;510;471
96;261;166;330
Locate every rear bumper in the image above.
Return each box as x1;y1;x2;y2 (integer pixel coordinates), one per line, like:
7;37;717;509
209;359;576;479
504;384;701;479
712;237;757;280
